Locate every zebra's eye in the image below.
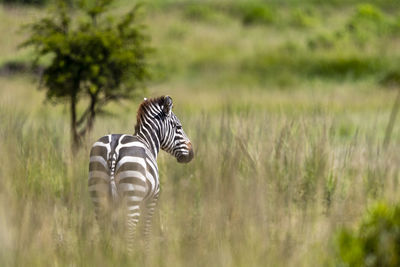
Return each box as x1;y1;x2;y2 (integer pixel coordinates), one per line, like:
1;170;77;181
176;125;182;130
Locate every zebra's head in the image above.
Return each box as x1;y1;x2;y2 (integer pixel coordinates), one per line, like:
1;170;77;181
160;96;194;163
135;96;194;163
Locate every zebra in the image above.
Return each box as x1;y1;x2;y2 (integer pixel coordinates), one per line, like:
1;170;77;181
88;95;194;251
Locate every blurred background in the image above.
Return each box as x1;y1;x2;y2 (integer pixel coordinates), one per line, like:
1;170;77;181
1;0;400;266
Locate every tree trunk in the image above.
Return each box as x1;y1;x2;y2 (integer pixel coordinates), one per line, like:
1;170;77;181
87;93;96;133
71;93;80;150
77;93;97;139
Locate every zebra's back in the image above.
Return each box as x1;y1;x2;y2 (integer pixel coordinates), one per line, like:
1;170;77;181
88;134;159;215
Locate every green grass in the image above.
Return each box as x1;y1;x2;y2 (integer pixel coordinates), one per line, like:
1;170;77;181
1;1;400;266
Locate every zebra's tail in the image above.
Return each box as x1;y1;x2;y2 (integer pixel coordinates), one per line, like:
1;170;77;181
109;153;119;203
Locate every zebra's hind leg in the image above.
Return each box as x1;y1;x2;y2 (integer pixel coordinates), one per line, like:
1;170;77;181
142;193;159;253
89;189;113;249
118;173;148;253
89;181;111;226
125;198;142;253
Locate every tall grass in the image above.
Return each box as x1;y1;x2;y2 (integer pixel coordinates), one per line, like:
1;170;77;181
1;96;399;266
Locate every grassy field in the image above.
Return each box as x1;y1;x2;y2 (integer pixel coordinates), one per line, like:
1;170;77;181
1;0;400;266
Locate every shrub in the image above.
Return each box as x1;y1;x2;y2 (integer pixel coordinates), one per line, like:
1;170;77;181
183;4;218;22
307;4;400;51
336;202;400;267
308;56;382;79
354;3;384;22
240;44;385;82
380;70;400;88
290;8;319;28
307;33;337;50
0;0;47;5
346;4;394;43
240;4;275;26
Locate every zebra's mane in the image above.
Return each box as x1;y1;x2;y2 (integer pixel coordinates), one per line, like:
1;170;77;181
134;96;166;133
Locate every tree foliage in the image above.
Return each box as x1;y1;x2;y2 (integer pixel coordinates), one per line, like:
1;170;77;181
22;0;150;147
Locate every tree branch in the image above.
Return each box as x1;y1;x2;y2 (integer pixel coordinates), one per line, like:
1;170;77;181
76;106;92;127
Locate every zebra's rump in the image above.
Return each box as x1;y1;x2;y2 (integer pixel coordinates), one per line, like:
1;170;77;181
88;134;159;207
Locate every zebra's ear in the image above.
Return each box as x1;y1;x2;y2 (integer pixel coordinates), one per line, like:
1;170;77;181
163;96;173;116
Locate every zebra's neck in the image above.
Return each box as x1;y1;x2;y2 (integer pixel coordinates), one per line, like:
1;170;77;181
135;126;160;160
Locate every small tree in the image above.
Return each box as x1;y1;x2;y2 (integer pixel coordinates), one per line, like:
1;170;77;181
22;0;150;148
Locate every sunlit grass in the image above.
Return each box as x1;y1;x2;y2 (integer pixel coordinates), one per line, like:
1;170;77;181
1;74;400;265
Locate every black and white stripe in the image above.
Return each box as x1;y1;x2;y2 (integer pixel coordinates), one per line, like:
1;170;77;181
88;96;193;251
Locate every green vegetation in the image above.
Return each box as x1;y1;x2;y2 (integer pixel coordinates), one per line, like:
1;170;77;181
1;0;400;266
337;202;400;267
0;0;47;5
239;3;275;26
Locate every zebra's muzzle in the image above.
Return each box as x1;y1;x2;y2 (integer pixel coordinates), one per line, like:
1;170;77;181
177;142;194;163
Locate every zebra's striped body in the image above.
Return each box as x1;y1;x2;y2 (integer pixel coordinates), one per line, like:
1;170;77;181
88;96;193;251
